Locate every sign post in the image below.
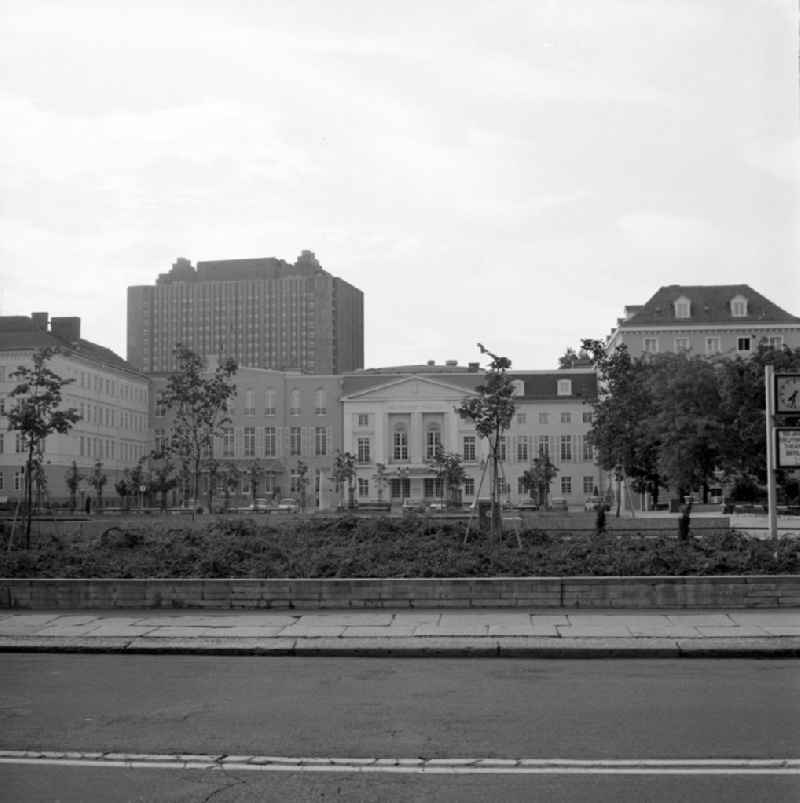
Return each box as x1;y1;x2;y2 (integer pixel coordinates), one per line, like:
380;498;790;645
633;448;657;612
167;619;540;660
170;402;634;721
765;365;777;542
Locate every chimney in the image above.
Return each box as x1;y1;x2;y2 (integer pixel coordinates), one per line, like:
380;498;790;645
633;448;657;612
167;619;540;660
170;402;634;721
468;362;480;372
50;316;81;343
31;312;49;331
427;360;435;366
445;359;458;366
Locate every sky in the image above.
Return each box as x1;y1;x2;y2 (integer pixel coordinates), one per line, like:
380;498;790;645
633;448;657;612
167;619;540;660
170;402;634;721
1;0;798;371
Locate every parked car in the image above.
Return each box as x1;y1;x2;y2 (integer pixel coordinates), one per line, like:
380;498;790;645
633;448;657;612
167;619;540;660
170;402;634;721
276;497;299;513
549;497;569;511
583;496;602;512
428;500;447;511
516;500;540;511
402;498;424;513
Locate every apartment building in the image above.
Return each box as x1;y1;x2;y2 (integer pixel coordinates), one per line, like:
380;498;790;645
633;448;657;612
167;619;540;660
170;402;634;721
127;251;364;375
607;284;800;356
0;314;150;506
340;363;602;508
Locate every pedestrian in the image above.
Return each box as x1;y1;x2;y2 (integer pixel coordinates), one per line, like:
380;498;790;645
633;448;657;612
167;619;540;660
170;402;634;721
595;502;606;536
85;495;92;515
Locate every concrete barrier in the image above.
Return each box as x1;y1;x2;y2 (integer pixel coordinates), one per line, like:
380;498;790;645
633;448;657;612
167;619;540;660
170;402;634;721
1;576;798;610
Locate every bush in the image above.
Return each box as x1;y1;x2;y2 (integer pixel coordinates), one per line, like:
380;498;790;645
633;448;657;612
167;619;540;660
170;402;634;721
0;518;796;578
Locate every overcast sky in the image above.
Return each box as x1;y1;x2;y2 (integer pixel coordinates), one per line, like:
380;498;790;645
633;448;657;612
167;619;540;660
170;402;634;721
2;0;798;371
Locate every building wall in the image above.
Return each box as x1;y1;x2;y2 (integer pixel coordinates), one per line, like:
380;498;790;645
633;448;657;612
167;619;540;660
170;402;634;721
127;262;364;374
0;350;151;506
340;371;603;507
609;325;799;357
149;367;343;509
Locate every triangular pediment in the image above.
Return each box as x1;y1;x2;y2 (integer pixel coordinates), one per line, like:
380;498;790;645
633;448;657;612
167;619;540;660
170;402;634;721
342;374;478;402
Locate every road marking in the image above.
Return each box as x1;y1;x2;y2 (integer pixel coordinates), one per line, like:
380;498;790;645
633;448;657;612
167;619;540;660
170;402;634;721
0;752;799;775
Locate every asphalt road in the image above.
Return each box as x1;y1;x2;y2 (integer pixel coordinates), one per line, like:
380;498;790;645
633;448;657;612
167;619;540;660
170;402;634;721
1;656;799;801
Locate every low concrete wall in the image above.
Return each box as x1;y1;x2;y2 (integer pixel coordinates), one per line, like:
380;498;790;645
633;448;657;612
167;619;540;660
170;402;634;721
1;576;798;610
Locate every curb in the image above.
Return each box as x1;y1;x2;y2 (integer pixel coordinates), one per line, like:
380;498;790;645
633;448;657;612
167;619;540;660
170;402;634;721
1;635;799;658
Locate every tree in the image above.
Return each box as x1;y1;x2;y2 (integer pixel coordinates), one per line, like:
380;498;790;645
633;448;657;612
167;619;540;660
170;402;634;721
429;447;466;507
6;347;80;545
65;461;83;513
581;339;662;505
295;460;310;511
88;461;107;509
157;345;237;506
372;462;388;502
521;451;559;507
218;461;240;512
246;460;267;507
331;451;356;509
129;460;147;509
456;344;515;537
149;456;178;512
114;469;132;510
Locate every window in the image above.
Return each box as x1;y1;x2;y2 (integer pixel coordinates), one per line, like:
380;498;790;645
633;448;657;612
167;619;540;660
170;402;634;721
14;469;23;491
561;412;572;424
517;413;526;425
0;472;3;490
768;335;784;349
423;478;443;498
289;389;301;415
557;379;572;396
289;470;300;494
737;337;751;353
582;411;593;424
498;436;507;461
222;428;234;457
538;412;549;425
244;426;256;457
390;478;410;499
15;432;25;453
358;478;369;498
393;426;408;460
517;436;529;462
643;337;658;354
244;389;255;416
537;436;550;457
315;388;326;415
425;425;441;459
464;477;475;496
315;427;327;456
356;413;369;427
730;295;748;317
674;297;691;319
560;476;572;494
463;435;476;462
517;477;527;495
583;476;595;495
265;388;276;416
705;337;721;355
357;437;371;464
674;337;690;352
290;426;302;456
560;434;572;461
582;438;594;461
154;400;166;417
0;433;3;454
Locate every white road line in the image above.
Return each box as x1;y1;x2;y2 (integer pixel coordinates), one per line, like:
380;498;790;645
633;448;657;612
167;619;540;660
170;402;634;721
0;752;799;775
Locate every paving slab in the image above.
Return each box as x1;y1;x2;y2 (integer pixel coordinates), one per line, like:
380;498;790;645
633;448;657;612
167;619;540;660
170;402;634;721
276;624;346;638
341;626;417;637
133;614;298;628
413;623;489;636
556;623;633;637
666;614;737;626
125;637;298;654
145;626;288;638
488;624;560;636
694;626;771;637
293;613;394;626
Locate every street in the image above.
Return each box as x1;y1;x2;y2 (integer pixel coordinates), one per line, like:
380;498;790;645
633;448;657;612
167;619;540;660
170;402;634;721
1;655;799;801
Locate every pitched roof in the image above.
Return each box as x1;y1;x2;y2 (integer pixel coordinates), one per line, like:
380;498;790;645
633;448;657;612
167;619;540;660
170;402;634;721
0;317;143;377
618;284;800;327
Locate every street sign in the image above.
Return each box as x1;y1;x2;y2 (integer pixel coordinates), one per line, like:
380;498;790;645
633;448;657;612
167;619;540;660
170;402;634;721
776;428;800;468
775;373;800;414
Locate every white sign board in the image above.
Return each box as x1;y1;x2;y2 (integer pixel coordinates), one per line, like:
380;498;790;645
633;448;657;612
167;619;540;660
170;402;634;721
776;429;800;468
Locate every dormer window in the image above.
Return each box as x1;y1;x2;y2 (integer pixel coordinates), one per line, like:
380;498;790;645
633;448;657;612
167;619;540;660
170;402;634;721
674;296;691;319
730;295;748;318
557;379;572;396
511;379;525;396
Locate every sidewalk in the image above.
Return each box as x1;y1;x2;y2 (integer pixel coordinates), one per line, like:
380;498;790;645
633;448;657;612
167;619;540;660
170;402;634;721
1;608;798;657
